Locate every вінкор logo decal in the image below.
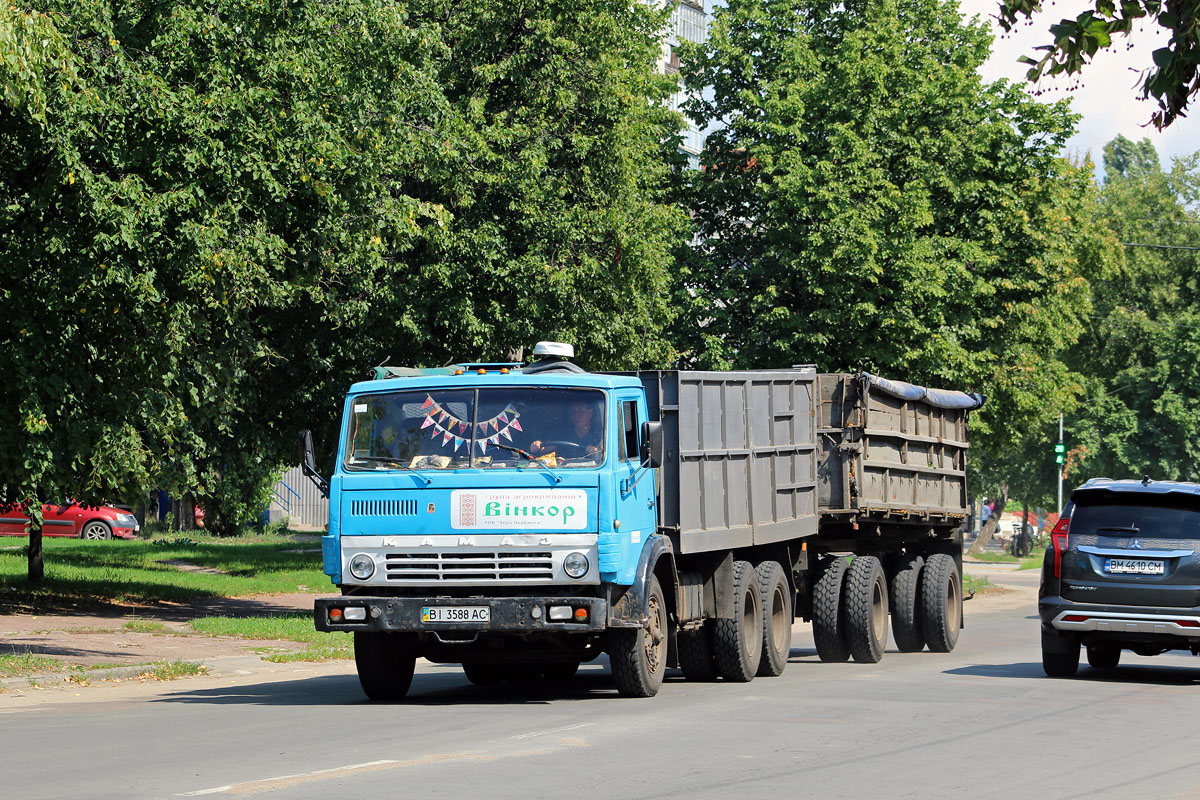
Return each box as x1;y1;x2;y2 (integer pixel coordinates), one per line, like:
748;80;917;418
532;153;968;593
450;490;587;530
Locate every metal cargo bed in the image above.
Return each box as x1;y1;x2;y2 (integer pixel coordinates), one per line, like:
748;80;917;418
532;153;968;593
634;369;820;554
817;373;983;522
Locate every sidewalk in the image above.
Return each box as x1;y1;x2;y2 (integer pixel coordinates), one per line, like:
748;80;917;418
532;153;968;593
0;592;338;694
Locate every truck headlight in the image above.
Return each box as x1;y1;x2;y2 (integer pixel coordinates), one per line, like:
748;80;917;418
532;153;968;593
348;553;376;580
563;552;589;579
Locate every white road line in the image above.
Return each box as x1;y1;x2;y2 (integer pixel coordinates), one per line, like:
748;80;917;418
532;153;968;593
178;761;397;796
510;722;594;739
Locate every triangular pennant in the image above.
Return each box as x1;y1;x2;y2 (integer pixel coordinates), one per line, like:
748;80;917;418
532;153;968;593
490;419;499;432
457;421;467;434
420;416;434;429
478;422;488;433
500;427;512;441
438;411;449;424
431;428;440;439
478;439;488;454
421;396;435;410
510;418;522;432
488;435;498;445
497;412;509;424
442;432;452;445
454;437;464;450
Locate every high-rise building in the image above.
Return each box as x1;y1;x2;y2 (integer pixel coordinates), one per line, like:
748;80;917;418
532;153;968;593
657;0;708;169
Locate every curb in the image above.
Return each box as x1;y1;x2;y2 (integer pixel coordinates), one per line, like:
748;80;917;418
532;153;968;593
0;653;302;692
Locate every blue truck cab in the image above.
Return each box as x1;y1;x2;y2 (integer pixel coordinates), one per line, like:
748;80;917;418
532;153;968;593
308;343;668;698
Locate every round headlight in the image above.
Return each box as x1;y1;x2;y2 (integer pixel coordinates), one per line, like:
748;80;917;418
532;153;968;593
563;552;589;579
348;553;376;581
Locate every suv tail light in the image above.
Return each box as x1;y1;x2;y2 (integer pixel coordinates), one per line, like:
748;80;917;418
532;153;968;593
1051;516;1070;578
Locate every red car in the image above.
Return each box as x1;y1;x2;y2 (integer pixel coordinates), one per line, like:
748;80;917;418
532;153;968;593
0;501;141;540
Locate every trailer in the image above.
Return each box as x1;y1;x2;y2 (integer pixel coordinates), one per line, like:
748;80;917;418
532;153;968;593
304;344;982;699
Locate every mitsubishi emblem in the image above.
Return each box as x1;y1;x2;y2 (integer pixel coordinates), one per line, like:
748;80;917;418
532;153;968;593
1130;539;1143;550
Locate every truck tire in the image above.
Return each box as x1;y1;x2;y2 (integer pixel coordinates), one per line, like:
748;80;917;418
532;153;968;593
919;552;961;653
812;555;850;663
677;624;719;682
755;560;792;677
890;554;925;653
462;662;506;686
354;632;417;701
1086;644;1120;670
713;560;763;682
843;555;889;663
609;575;668;697
1042;630;1080;677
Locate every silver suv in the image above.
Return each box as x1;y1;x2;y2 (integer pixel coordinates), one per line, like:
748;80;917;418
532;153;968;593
1039;478;1200;677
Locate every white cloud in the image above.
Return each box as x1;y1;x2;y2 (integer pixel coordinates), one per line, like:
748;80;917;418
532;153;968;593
959;0;1199;170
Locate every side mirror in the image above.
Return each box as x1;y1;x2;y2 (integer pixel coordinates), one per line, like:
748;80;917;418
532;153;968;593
299;429;330;498
640;420;664;469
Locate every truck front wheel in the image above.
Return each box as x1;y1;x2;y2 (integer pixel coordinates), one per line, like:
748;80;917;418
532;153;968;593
713;560;763;682
354;632;417;701
609;575;668;697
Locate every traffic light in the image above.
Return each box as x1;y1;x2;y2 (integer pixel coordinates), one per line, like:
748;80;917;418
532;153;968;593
1055;455;1063;464
1053;443;1065;454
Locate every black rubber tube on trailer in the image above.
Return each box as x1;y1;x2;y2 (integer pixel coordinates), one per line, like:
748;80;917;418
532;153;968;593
812;555;850;663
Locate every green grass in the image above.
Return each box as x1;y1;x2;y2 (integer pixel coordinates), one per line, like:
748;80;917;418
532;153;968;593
970;551;1045;571
0;535;329;608
122;620;170;633
962;573;993;593
190;613;353;662
134;661;208;680
0;653;66;677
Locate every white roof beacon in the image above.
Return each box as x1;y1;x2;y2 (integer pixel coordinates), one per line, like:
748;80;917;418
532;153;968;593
532;341;575;359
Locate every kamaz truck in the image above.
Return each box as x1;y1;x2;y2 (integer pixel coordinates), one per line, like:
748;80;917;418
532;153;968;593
302;342;983;699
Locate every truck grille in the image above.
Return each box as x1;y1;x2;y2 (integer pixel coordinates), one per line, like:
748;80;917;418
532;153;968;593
384;551;554;582
351;500;418;517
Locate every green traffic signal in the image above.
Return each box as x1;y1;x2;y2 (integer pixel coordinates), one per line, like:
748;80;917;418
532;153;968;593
1055;455;1064;464
1054;443;1065;454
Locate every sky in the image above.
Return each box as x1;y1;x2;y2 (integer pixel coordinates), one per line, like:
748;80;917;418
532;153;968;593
959;0;1199;172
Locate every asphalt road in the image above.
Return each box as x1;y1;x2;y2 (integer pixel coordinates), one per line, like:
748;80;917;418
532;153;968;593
5;568;1200;800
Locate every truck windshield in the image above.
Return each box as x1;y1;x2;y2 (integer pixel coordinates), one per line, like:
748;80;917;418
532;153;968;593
344;387;606;471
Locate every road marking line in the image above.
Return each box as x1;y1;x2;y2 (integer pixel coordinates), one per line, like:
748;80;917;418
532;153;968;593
178;738;590;796
511;722;594;739
178;761;397;796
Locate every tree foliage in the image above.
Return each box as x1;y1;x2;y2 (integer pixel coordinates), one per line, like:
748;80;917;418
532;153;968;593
1065;136;1200;483
0;0;687;538
996;0;1200;129
676;0;1114;461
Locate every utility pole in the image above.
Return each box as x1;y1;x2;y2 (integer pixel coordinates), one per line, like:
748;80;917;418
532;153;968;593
1056;413;1064;514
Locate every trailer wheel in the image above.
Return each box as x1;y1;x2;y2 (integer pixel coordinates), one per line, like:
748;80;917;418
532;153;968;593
354;632;417;701
462;662;506;686
890;554;925;653
677;623;719;681
609;575;667;697
755;560;792;677
713;560;763;682
920;553;961;653
843;555;889;663
812;555;850;662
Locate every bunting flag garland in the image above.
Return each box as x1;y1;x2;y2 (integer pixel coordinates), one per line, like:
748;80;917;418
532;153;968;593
419;395;523;452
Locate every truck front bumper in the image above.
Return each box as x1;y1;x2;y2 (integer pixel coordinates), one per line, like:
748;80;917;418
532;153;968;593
315;595;608;634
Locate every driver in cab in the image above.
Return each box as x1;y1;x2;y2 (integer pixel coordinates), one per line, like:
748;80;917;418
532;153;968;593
529;399;603;462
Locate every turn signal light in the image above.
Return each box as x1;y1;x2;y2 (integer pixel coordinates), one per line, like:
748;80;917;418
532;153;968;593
1051;517;1071;578
329;608;344;622
574;607;588;622
454;368;465;375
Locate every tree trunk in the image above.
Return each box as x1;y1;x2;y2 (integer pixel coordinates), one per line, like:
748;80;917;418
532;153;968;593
968;483;1009;555
179;494;196;531
25;499;44;584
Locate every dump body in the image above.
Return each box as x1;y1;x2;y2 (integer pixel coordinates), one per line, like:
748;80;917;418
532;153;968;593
632;369;819;555
816;373;980;523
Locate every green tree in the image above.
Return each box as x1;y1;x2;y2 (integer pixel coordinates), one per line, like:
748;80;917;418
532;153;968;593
996;0;1200;129
1;0;687;567
676;0;1113;468
1065;137;1200;483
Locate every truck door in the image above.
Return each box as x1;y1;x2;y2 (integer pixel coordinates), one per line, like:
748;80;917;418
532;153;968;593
615;394;656;548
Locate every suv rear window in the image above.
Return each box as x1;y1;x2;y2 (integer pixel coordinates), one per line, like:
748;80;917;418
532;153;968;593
1071;497;1200;540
